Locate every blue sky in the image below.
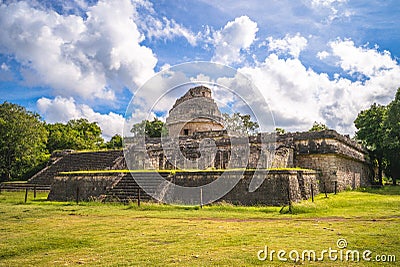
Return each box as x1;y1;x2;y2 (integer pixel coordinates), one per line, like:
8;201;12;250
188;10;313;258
0;0;399;138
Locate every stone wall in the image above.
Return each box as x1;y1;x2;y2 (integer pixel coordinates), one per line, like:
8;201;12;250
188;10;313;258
295;154;371;192
169;169;319;206
124;130;372;193
47;170;318;205
220;170;318;205
279;130;373;192
125;134;289;171
276;130;368;161
47;173;122;201
114;170;317;206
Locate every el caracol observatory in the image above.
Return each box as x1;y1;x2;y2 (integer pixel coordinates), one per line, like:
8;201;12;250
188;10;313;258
24;85;374;205
165;86;225;137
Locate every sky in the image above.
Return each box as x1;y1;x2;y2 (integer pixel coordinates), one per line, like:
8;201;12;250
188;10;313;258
0;0;399;139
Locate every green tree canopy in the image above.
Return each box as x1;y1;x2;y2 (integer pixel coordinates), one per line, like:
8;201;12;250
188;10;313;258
46;118;104;153
308;121;329;132
106;134;123;149
222;113;259;136
354;103;387;185
383;88;400;184
275;127;286;134
131;118;167;138
0;102;48;181
355;88;400;185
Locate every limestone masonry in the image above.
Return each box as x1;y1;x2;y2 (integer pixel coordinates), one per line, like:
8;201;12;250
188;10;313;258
166;86;224;136
30;86;373;205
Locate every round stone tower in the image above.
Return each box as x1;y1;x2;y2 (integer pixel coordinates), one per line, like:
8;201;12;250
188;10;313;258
166;86;224;136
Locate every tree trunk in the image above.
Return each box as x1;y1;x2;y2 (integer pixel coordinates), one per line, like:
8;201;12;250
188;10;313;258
393;177;397;186
377;158;383;186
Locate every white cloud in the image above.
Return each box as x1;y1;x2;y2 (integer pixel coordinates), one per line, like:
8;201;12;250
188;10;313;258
128;0;201;46
141;16;200;46
37;96;125;139
1;63;9;71
212;16;258;65
317;50;330;60
0;0;157;100
309;0;352;22
311;0;347;8
267;33;308;58
329;39;399;77
239;39;400;135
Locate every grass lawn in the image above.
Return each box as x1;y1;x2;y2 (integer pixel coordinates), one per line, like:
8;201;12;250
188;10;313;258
0;187;399;266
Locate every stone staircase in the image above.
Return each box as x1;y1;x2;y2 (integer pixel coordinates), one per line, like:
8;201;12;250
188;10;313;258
28;150;124;185
105;172;171;203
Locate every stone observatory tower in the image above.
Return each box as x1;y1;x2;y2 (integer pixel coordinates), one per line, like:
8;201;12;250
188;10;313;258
166;86;225;136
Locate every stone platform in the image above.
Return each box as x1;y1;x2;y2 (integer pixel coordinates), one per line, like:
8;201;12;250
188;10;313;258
48;169;318;206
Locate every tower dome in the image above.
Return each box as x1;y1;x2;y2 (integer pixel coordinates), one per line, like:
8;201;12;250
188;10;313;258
166;86;224;136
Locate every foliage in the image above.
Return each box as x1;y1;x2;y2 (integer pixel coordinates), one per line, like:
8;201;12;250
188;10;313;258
222;112;259;136
130;118;167;138
0;102;48;181
105;134;123;149
383;88;400;184
354;87;400;185
275;127;286;134
354;103;387;153
46;119;104;153
308;121;329;132
354;103;387;184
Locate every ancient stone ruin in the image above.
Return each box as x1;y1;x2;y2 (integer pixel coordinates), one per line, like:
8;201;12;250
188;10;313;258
29;86;373;205
166;86;224;136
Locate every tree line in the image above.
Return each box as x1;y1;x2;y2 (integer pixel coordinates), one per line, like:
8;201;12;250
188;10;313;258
0;102;122;181
354;88;400;186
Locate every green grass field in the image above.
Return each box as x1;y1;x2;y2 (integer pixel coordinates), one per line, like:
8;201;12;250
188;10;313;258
0;187;399;266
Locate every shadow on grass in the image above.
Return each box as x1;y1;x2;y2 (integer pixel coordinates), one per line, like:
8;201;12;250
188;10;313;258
357;185;400;195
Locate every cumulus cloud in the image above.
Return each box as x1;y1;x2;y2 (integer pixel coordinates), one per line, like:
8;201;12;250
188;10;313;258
267;33;308;58
311;0;347;7
128;0;201;46
329;39;399;77
140;16;200;46
212;16;258;65
37;96;125;140
239;38;400;134
317;50;330;60
309;0;352;22
0;0;157;100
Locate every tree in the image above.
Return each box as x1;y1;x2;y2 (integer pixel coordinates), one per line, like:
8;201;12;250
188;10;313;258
46;122;76;153
145;118;166;138
384;88;400;185
309;121;329;132
67;118;104;149
354;103;387;185
0;102;48;181
223;113;259;136
131;118;167;138
46;119;104;153
106;134;123;149
275;128;286;134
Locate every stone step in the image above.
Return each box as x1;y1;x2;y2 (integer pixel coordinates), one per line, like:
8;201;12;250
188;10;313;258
104;173;164;202
28;150;124;185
